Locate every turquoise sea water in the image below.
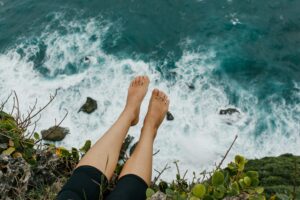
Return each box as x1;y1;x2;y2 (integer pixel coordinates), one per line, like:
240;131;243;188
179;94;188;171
0;0;299;179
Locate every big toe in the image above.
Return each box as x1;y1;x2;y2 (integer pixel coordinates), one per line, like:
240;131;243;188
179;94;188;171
153;88;160;95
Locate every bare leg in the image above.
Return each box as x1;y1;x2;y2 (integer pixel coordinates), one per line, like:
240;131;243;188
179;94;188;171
119;89;169;185
77;76;150;180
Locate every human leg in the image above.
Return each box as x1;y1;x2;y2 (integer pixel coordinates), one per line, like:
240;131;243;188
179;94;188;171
76;76;150;180
118;89;169;185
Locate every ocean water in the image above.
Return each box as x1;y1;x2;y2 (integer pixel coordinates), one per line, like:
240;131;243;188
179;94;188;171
0;0;299;180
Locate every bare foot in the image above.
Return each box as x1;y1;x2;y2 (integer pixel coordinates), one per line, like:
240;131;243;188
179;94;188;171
125;76;150;126
143;89;170;136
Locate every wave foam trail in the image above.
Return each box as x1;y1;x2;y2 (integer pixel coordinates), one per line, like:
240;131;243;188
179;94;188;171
0;15;299;181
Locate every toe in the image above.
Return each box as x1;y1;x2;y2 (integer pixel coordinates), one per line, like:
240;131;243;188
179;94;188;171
139;76;144;85
159;91;166;100
143;75;150;84
136;76;140;85
153;89;160;97
166;98;170;106
141;76;146;85
134;77;139;86
162;93;168;101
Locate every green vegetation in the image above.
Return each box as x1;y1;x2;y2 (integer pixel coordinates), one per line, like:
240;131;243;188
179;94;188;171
146;155;266;200
245;154;300;200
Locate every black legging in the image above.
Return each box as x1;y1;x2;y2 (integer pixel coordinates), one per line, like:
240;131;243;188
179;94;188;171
57;166;148;200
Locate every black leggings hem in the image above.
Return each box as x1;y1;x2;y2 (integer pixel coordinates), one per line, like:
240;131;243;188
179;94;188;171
57;165;147;200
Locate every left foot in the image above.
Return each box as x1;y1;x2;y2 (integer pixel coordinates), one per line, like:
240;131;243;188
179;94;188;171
125;76;150;125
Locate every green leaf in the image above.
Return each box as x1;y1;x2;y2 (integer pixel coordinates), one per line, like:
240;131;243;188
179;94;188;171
189;197;200;200
2;147;15;155
249;194;266;200
192;184;206;198
251;177;260;187
231;181;240;195
232;181;239;191
255;187;264;194
246;171;259;179
227;162;237;170
243;176;252;187
23;148;34;159
80;140;91;153
57;147;71;157
34;132;40;140
235;155;245;164
24;139;35;148
146;188;155;198
213;185;226;199
202;195;214;200
238;179;246;189
212;171;224;186
235;155;246;171
0;119;17;132
166;188;174;196
72;148;79;161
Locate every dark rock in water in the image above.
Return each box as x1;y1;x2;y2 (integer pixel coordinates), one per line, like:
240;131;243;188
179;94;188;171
166;111;174;121
41;126;69;141
78;97;98;114
219;108;240;115
187;84;195;90
83;56;90;63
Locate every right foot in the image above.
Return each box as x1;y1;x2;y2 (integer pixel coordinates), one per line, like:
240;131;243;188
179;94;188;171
125;76;150;126
143;89;170;134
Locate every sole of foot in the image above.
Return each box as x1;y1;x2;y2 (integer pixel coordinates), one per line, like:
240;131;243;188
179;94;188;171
125;76;150;126
143;89;170;136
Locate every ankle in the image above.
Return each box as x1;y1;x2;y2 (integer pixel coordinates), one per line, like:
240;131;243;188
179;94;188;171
142;123;158;134
121;108;136;122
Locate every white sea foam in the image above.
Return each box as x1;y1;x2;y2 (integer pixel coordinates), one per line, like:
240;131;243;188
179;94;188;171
0;16;299;181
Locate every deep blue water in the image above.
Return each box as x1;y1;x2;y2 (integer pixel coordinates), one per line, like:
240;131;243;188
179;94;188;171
1;0;299;94
0;0;299;176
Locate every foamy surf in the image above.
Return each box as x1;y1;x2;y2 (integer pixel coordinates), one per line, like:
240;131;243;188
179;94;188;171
0;15;299;181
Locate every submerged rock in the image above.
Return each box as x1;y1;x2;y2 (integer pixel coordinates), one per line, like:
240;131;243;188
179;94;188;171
187;84;195;90
166;111;174;121
83;56;90;63
41;126;69;142
78;97;98;114
219;108;240;115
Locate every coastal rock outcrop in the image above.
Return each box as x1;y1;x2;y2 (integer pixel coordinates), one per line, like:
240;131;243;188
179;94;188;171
166;111;174;121
0;155;31;198
41;126;69;141
219;108;240;115
78;97;98;114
